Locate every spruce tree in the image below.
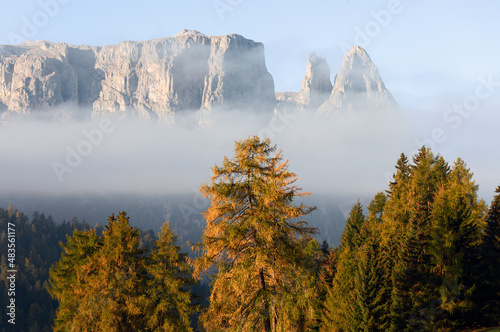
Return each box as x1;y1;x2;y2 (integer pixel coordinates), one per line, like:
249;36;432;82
88;212;147;331
193;136;317;332
354;223;390;331
49;212;195;331
339;201;366;251
367;192;387;223
477;185;500;325
321;203;366;331
48;228;101;331
144;222;195;332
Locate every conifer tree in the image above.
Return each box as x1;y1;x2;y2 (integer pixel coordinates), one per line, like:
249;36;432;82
430;187;478;320
144;222;195;332
321;203;367;331
339;201;365;251
382;152;412;247
48;228;101;331
476;185;500;324
387;153;410;197
321;148;491;330
320;248;357;331
193;136;317;332
367;192;387;223
87;212;147;331
49;212;195;331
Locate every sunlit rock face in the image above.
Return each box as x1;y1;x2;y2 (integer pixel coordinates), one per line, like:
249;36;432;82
317;46;398;116
0;30;276;124
296;53;333;111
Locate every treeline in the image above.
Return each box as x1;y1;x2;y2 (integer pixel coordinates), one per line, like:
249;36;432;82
321;149;500;331
0;209;98;331
2;136;500;331
48;137;499;331
0;208;158;331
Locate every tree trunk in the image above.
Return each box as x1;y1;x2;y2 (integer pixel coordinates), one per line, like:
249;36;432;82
259;268;271;332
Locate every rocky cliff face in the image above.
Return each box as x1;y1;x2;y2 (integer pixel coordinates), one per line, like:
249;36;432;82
296;53;332;111
317;46;398;116
0;30;276;123
0;36;397;125
0;42;78;114
274;47;395;117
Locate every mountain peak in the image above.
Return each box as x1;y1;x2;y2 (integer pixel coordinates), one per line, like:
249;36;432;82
342;46;376;71
317;46;397;115
177;29;203;36
0;32;276;124
346;45;369;57
296;53;332;110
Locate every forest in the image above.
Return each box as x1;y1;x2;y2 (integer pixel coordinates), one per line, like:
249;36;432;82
1;136;499;331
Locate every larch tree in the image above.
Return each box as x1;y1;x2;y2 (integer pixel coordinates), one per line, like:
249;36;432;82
49;212;195;331
192;136;317;332
48;228;101;331
87;212;148;331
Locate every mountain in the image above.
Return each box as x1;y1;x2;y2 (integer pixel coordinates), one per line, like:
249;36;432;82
296;53;333;111
0;30;276;124
317;45;398;116
0;32;398;125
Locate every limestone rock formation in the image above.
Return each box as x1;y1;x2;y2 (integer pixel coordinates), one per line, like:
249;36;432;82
317;46;398;116
0;30;276;124
0;42;78;114
273;53;333;117
0;36;398;125
296;53;332;110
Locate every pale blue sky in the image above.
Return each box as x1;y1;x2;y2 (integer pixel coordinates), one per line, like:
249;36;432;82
1;0;499;199
1;0;499;93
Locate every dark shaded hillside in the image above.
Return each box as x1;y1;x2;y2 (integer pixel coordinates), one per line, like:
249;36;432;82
0;193;347;248
0;207;92;331
0;206;160;331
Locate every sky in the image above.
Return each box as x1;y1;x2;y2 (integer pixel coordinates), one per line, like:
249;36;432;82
0;0;499;202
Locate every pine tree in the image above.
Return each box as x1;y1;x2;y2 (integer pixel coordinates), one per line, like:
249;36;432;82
476;185;500;325
389;199;440;331
382;152;412;247
144;222;195;332
86;212;147;331
48;228;101;331
320;148;490;330
386;153;410;197
49;212;195;331
321;247;358;331
192;136;317;332
367;192;387;223
354;223;391;331
430;187;478;323
321;203;366;331
339;201;366;251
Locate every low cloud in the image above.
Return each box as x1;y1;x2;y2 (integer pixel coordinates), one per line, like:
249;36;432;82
0;102;497;202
